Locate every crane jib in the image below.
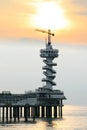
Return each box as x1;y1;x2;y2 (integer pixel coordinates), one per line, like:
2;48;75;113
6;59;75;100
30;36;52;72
35;29;55;44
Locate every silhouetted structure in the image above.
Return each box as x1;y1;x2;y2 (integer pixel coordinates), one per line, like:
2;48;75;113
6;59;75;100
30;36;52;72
0;30;66;123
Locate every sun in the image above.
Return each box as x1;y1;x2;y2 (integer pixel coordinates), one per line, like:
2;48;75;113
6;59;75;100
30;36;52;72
32;2;69;30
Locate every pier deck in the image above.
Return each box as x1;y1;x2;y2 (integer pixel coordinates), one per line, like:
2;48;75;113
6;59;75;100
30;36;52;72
0;88;66;123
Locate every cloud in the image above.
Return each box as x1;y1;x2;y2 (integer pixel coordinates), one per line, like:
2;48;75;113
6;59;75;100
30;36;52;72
0;0;11;7
71;0;87;8
60;0;87;15
0;0;37;14
70;0;87;16
77;11;87;16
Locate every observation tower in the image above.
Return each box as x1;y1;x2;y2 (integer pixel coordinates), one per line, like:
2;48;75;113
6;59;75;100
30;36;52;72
37;29;58;90
0;29;66;123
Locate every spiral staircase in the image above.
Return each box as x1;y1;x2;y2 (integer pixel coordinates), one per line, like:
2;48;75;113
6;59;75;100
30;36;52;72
40;42;58;90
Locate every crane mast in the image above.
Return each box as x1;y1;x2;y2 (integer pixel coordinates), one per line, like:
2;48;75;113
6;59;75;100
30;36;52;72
35;29;55;44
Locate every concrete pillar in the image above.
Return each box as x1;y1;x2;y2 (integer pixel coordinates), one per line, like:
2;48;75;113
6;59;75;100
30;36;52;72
41;106;45;118
24;106;28;122
54;106;57;118
13;106;17;122
6;107;8;123
59;100;62;118
35;106;39;118
10;107;12;122
60;100;62;118
26;106;28;121
24;106;26;121
31;107;35;118
58;101;59;118
17;106;20;121
2;107;4;123
39;106;41;118
46;106;52;118
20;107;22;117
28;106;30;117
0;107;1;122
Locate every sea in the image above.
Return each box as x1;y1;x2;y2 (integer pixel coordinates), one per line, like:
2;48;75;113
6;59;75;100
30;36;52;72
0;105;87;130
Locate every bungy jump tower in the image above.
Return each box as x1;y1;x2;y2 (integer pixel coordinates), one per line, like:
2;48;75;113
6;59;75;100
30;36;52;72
0;30;66;123
35;29;66;118
40;30;58;90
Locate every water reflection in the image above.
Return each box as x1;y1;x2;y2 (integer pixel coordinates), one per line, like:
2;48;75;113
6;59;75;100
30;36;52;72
42;118;53;127
46;118;53;127
0;106;87;130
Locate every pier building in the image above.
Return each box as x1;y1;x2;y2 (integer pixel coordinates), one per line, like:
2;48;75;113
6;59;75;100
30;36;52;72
0;30;66;123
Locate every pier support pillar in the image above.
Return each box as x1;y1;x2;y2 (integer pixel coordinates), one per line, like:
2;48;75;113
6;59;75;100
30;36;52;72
41;106;45;118
2;107;4;123
6;107;8;123
20;107;22;117
54;106;57;118
10;107;12;122
24;106;28;122
17;106;20;121
0;107;1;122
59;100;63;118
60;100;63;118
35;106;39;118
46;106;52;118
31;107;35;118
13;107;17;122
28;106;30;118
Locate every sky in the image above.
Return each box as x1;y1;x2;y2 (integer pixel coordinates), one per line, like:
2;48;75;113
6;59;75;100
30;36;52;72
0;0;87;106
0;40;87;106
0;0;87;44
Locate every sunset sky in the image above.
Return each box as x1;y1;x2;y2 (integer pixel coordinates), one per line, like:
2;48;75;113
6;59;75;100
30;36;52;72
0;0;87;44
0;0;87;106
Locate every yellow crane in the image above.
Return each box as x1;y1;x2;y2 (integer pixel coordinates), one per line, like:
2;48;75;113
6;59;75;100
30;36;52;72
35;29;55;44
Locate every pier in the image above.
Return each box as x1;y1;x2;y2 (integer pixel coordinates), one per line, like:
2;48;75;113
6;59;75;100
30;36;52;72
0;89;66;123
0;29;66;123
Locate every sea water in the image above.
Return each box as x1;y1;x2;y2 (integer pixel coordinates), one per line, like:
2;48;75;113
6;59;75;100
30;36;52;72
0;105;87;130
